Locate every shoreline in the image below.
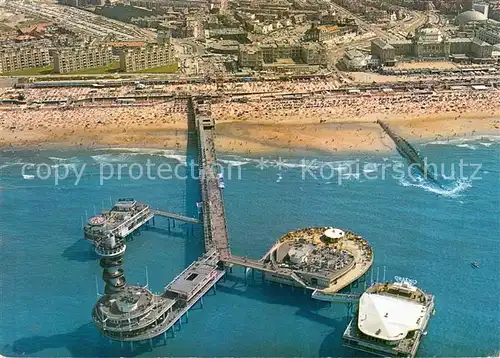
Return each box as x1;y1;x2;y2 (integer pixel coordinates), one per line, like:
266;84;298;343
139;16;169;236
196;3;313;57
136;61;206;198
1;94;499;154
0;116;498;155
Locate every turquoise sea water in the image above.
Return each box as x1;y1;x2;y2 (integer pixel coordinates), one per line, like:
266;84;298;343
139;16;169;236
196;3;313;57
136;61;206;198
0;135;499;357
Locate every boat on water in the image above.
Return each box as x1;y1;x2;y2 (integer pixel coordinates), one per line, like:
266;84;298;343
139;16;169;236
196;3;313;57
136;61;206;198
217;173;225;189
22;174;35;180
471;261;480;269
343;279;435;357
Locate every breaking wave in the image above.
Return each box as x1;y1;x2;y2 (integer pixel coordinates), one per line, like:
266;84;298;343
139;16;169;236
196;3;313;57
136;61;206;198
423;135;500;147
48;156;81;163
91;153;136;163
456;144;477;150
92;148;187;164
0;159;26;170
217;159;250;166
399;177;472;198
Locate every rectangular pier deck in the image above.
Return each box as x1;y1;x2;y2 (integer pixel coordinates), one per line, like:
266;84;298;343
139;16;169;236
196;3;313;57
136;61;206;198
117;249;225;341
146;250;225;340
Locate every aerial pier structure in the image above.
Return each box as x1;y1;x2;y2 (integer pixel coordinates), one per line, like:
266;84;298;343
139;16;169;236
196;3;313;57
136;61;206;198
87;97;379;346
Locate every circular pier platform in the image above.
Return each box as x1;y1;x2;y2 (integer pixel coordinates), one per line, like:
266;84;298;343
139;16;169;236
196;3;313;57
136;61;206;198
264;226;373;293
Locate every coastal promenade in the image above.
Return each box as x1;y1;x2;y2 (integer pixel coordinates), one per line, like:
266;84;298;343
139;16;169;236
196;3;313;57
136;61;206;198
2;71;499;109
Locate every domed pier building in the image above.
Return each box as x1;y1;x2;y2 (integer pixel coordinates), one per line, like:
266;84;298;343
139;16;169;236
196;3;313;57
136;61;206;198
260;226;373;292
342;280;435;357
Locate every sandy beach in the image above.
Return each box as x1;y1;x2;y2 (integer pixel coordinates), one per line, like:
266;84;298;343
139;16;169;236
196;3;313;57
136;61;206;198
0;90;498;154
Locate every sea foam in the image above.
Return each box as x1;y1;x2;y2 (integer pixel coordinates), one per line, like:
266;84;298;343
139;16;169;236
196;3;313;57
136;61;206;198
399;177;472;198
92;148;187;164
424;135;500;146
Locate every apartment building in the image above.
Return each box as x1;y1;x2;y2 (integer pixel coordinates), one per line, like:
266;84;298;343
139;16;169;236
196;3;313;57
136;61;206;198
239;41;327;69
0;47;51;73
119;44;173;72
157;30;172;45
238;44;263;69
260;39;302;63
300;42;327;66
210;0;228;11
303;21;358;42
53;45;113;74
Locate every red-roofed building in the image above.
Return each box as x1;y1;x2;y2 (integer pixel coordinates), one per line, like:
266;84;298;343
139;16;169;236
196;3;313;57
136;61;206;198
16;23;51;38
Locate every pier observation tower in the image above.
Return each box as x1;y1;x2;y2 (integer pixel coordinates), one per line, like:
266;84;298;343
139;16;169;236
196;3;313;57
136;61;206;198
92;231;173;341
91;224;224;341
95;233;127;294
88;197;222;342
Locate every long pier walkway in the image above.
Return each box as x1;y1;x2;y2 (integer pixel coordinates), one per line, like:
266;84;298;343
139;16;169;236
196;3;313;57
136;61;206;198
192;97;230;257
222;255;312;288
